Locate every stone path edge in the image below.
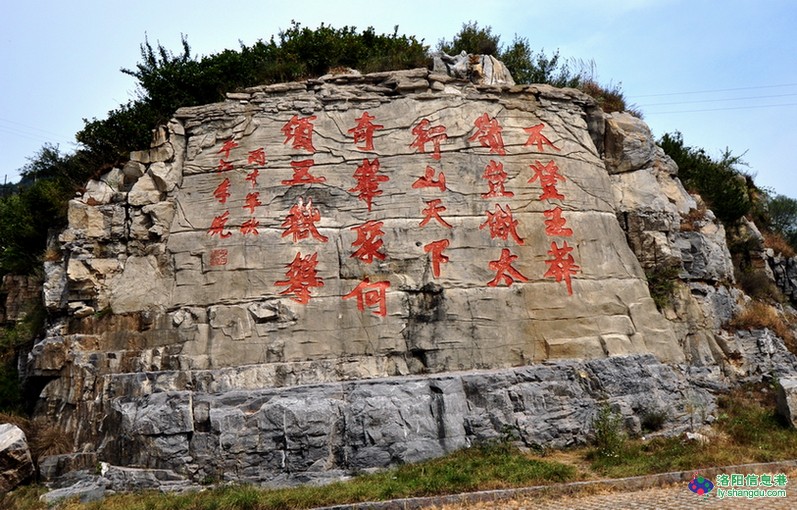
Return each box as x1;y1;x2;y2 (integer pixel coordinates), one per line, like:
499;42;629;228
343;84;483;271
312;459;797;510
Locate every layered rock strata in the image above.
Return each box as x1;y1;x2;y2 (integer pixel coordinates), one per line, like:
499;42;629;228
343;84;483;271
28;66;764;487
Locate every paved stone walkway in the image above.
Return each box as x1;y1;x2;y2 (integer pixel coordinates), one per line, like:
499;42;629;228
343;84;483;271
430;484;795;509
318;463;797;510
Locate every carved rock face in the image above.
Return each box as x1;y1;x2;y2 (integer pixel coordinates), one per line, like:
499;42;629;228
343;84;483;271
47;70;682;386
31;70;699;487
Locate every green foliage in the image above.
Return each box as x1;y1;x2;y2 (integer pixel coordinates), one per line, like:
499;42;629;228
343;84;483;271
591;404;627;462
439;21;500;55
766;194;797;249
590;386;797;478
121;24;427;127
439;22;582;89
645;265;680;310
3;442;575;510
659;131;752;225
0;146;75;275
501;36;581;88
0;300;45;413
276;22;428;78
77;101;159;170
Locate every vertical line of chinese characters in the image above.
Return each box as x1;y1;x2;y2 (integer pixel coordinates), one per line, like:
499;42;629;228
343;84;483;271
526;123;580;295
472;113;528;287
411;117;453;281
208;138;267;265
343;112;391;317
276;115;328;304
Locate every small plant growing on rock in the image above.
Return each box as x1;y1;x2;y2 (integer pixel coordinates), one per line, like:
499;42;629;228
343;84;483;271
645;265;680;311
592;404;626;461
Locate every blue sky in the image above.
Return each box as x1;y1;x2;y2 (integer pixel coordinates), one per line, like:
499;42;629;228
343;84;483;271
2;0;796;197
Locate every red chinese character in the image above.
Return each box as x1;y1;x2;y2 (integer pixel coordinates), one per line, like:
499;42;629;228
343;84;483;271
529;160;566;201
282;115;317;153
349;158;388;211
350;220;386;263
210;248;228;267
240;218;260;236
419;199;453;229
412;166;447;192
469;113;506;155
423;239;450;278
275;252;325;304
281;198;329;243
543;206;573;237
544;241;579;295
348;111;384;151
487;248;529;287
343;278;390;317
208;211;232;238
218;139;239;159
217;159;234;172
245;169;260;188
282;159;326;186
248;148;266;166
479;204;525;245
213;178;231;204
410;119;448;160
243;192;263;214
524;123;561;152
481;160;514;198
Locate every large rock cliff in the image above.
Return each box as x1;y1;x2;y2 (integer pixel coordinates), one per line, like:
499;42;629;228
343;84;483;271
26;65;797;488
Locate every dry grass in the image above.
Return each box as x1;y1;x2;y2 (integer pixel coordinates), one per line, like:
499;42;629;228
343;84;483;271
679;204;707;232
729;301;797;352
0;412;31;433
28;419;73;462
764;231;796;257
737;268;785;302
579;80;642;117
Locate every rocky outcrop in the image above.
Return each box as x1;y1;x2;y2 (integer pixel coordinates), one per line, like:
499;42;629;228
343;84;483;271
766;251;797;302
431;51;516;86
58;355;707;486
1;275;42;324
37;69;682;385
777;377;797;428
0;424;34;493
604;112;745;373
22;64;797;490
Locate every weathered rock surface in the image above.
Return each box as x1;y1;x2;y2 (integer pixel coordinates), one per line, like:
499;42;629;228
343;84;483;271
27;65;784;490
62;354;706;485
431;51;516;86
0;424;34;493
1;274;43;323
777;376;797;428
40;480;106;505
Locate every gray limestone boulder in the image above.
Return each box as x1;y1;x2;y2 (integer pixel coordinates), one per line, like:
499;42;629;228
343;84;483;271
777;377;797;428
40;479;106;505
0;423;34;493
